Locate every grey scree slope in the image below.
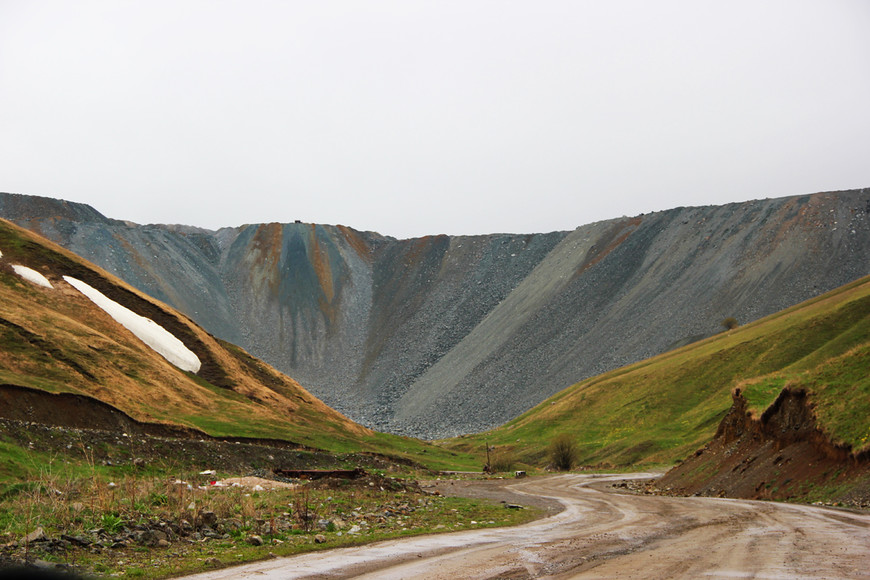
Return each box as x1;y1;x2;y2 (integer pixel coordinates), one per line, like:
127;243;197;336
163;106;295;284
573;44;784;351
2;188;868;438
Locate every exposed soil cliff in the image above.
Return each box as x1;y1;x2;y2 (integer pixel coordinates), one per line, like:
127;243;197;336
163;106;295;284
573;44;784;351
2;189;869;438
656;388;870;507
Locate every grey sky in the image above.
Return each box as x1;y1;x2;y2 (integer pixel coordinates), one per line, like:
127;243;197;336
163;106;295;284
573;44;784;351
2;1;869;239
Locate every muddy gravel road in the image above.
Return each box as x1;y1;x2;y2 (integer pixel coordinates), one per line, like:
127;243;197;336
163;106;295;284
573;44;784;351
181;473;870;579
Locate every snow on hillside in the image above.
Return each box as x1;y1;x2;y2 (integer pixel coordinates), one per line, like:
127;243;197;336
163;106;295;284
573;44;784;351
11;264;53;288
63;276;201;373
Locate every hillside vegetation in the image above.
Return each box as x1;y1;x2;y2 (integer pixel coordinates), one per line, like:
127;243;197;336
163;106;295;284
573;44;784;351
3;211;868;575
3;189;868;438
0;219;475;472
1;209;867;480
444;274;870;470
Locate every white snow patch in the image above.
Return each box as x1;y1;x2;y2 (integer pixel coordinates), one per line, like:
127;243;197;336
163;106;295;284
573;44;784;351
63;276;201;373
11;265;53;288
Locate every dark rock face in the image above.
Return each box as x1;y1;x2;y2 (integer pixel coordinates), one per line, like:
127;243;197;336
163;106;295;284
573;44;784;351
2;189;869;438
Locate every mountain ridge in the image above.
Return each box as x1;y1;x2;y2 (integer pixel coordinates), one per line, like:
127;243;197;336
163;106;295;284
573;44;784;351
2;188;869;438
0;218;365;441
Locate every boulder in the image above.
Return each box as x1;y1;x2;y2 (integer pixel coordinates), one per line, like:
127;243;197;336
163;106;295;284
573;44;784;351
199;510;218;528
23;527;47;543
247;535;264;546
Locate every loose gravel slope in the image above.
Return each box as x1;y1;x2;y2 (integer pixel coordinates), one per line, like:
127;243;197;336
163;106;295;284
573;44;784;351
2;188;869;438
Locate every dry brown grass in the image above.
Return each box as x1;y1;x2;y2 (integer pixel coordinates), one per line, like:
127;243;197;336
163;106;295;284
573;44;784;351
0;218;372;447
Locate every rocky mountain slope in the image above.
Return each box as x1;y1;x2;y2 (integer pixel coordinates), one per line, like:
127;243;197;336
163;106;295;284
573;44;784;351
445;271;869;492
2;189;869;438
0;217;407;457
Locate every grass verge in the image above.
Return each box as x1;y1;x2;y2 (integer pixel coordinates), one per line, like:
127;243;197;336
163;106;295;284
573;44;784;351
0;438;539;578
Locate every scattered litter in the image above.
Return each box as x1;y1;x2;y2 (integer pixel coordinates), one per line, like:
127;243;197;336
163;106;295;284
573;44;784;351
213;477;297;490
199;470;216;476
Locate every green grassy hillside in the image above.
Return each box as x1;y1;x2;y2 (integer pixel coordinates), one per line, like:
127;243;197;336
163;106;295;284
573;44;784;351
443;275;870;469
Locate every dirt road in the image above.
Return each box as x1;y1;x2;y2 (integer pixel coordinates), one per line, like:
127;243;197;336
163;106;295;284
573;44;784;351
181;473;870;579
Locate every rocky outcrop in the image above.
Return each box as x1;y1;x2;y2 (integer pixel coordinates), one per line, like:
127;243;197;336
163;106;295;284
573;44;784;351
656;388;870;507
2;189;869;438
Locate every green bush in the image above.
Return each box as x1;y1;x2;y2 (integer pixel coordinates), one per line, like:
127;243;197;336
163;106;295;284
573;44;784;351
148;492;168;506
101;512;125;534
489;450;516;473
548;434;577;471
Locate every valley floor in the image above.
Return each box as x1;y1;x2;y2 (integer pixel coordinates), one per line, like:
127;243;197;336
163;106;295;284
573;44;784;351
179;473;870;580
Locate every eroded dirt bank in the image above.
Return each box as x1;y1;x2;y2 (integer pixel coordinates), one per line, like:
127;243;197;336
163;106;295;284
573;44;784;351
0;384;408;474
179;473;870;579
657;388;870;508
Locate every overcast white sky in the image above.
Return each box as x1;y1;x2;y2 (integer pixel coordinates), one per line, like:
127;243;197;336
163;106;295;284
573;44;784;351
2;1;869;238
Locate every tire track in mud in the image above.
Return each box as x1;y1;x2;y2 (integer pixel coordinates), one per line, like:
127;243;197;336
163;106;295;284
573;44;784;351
180;473;870;579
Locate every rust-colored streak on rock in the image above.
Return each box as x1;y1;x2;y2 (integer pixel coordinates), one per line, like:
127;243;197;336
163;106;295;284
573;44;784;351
308;225;340;328
405;235;448;267
337;225;371;261
114;233;151;272
249;223;284;293
252;223;283;265
309;225;334;303
775;196;826;242
251;222;284;268
576;217;642;276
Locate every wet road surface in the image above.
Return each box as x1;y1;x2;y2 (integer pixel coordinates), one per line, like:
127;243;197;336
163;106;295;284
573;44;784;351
180;473;870;579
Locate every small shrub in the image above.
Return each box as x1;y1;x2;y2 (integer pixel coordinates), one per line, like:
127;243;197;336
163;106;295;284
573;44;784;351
721;317;739;330
293;488;317;533
148;492;168;507
101;512;124;534
548;434;577;471
489;450;516;473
